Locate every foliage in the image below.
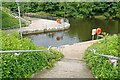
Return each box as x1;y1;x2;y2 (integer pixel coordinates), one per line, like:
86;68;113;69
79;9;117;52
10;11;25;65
2;2;120;19
1;10;26;29
84;34;119;78
116;8;120;19
2;10;18;29
0;31;63;78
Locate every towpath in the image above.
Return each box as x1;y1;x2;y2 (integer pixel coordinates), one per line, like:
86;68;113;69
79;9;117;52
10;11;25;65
32;40;99;78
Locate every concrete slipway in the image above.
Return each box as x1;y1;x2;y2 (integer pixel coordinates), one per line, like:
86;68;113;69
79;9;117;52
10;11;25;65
21;18;70;35
32;40;99;78
18;17;98;78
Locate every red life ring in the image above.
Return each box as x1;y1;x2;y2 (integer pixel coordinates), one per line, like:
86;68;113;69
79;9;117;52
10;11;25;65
96;28;102;35
56;19;60;23
56;37;60;41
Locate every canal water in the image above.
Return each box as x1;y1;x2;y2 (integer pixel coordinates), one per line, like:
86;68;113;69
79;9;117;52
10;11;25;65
25;18;119;48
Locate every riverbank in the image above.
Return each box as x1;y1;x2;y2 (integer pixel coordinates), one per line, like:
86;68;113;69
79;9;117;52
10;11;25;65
32;39;99;78
20;18;70;35
24;12;120;20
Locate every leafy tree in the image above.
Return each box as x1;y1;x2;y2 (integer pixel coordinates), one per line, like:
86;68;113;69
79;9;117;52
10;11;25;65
2;2;119;19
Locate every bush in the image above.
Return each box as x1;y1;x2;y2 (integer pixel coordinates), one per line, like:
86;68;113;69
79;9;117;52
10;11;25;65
0;31;63;78
84;34;119;78
2;2;119;19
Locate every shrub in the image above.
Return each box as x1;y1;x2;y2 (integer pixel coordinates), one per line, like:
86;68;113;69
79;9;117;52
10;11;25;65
84;34;119;78
0;31;63;78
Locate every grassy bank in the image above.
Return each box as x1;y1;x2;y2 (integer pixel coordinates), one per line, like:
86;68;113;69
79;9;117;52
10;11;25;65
1;31;63;78
1;9;26;30
84;34;119;78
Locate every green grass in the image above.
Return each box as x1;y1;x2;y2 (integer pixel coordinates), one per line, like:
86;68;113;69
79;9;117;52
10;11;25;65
1;10;26;30
84;34;119;78
1;31;63;78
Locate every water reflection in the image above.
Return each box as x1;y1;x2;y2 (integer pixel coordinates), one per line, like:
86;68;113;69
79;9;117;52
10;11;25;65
67;18;118;41
26;31;80;48
25;18;119;48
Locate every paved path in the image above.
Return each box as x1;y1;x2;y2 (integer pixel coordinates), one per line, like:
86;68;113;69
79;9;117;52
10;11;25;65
21;18;70;34
4;18;70;35
32;40;99;78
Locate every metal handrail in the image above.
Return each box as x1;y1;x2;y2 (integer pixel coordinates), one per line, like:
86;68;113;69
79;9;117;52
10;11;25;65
90;49;120;67
90;49;120;60
0;50;45;53
0;46;51;54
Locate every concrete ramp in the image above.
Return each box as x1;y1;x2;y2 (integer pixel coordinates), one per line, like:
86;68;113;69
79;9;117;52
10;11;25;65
20;18;70;35
32;40;99;78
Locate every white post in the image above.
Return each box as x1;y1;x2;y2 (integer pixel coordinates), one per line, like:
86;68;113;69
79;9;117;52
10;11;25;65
92;29;96;40
110;59;117;67
16;0;22;38
113;60;117;67
92;35;94;40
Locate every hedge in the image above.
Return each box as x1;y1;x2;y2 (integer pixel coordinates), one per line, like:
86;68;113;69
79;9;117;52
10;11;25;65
0;31;63;78
84;34;120;78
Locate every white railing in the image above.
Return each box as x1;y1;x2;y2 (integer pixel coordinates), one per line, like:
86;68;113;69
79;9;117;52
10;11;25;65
0;46;51;55
90;49;120;67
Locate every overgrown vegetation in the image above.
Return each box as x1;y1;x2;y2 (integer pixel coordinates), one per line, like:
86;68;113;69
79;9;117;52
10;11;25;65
1;31;63;78
84;34;119;78
2;2;120;19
